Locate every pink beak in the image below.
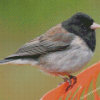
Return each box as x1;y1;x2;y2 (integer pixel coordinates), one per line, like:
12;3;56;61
90;22;100;29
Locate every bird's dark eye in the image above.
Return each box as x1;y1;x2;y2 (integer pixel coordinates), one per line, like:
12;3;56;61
80;18;93;28
81;23;84;26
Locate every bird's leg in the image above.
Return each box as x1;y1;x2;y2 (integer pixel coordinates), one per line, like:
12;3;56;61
64;75;77;91
62;77;72;85
58;75;71;86
58;74;77;91
69;75;77;87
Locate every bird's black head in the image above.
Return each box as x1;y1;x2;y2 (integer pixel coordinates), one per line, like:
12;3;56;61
62;12;96;52
69;12;94;27
62;12;94;35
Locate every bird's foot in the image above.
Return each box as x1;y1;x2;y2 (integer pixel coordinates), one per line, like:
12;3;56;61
64;75;77;91
58;75;77;91
69;75;77;88
58;77;71;87
63;77;72;91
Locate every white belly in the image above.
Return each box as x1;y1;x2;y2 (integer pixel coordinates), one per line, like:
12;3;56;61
39;45;93;75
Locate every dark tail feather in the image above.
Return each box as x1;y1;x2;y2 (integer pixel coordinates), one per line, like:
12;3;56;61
0;59;14;65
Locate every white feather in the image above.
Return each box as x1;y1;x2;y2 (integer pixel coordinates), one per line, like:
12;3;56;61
11;59;39;65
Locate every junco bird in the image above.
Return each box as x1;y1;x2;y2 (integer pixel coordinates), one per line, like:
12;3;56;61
0;12;100;86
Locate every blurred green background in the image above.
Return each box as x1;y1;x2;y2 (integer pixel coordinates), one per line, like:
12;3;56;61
0;0;100;100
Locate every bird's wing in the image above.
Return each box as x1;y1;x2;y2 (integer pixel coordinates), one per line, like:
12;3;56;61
5;24;75;59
